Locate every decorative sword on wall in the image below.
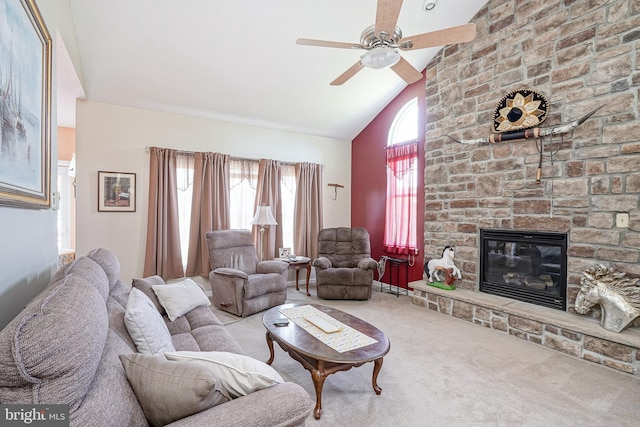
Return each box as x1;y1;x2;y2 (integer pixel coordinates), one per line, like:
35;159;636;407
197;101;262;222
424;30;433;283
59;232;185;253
447;105;604;145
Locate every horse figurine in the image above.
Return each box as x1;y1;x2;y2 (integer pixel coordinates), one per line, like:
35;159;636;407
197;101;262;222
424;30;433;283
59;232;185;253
575;264;640;333
424;246;461;283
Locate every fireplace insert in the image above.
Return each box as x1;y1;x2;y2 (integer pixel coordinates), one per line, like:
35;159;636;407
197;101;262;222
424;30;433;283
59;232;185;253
479;229;567;310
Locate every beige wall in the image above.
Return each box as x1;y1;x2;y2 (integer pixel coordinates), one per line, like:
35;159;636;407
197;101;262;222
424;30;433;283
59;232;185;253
75;100;352;283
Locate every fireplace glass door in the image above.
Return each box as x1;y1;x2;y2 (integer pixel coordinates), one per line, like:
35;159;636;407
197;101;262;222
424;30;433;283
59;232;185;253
479;229;567;310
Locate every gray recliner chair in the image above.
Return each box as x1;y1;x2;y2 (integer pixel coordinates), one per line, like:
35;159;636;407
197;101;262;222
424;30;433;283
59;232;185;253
312;227;377;300
206;229;289;317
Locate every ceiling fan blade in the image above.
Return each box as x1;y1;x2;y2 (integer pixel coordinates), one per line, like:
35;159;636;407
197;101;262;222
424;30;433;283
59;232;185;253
330;61;365;86
400;23;477;50
390;57;423;84
297;38;361;50
375;0;403;39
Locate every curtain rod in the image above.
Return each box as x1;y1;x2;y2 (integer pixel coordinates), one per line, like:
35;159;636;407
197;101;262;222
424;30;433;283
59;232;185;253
145;146;322;168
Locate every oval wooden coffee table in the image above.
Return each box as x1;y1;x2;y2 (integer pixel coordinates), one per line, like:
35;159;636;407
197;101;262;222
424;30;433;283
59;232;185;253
263;303;390;420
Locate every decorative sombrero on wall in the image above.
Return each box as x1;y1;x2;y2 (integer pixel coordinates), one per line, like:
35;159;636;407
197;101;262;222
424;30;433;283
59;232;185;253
493;89;549;133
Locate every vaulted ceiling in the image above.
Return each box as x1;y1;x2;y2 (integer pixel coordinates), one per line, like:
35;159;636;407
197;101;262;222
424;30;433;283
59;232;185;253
60;0;487;140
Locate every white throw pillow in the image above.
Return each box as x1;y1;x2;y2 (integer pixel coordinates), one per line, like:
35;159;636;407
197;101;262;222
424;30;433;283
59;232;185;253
124;288;176;354
165;351;284;398
153;278;211;321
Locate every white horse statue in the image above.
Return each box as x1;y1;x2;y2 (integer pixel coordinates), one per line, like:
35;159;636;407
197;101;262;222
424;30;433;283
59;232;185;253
575;264;640;333
425;246;461;283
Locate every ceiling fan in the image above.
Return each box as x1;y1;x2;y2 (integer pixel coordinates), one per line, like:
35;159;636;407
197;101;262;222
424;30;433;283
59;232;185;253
297;0;476;85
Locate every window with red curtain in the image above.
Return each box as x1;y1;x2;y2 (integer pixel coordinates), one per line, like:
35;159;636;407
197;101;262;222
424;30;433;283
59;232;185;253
383;141;418;254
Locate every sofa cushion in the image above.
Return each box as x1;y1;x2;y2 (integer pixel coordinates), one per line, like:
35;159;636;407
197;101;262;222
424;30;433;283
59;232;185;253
165;351;283;398
75;329;147;426
132;275;167;315
124;288;175;354
49;257;110;302
120;353;229;426
86;247;122;291
0;273;108;406
153;278;211;321
165;306;245;354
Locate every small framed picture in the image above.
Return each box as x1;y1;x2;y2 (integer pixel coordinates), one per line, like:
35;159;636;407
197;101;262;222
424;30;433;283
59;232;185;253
279;247;291;258
98;171;136;212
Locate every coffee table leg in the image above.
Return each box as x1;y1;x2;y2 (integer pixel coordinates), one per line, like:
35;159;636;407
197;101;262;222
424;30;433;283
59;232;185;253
265;332;275;365
372;357;383;395
311;361;327;419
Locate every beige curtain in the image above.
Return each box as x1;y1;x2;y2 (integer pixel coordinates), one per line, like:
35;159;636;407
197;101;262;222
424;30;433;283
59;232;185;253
294;162;323;259
186;152;230;276
143;147;184;279
254;160;282;260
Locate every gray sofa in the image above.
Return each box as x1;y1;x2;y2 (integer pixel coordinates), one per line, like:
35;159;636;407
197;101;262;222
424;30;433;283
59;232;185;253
312;227;378;300
0;248;313;426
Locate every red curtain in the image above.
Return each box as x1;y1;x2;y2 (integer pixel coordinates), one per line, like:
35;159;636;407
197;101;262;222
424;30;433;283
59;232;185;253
383;142;418;254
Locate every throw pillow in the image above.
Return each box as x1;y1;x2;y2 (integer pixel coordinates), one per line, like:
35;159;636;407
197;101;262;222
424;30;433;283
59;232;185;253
165;351;284;398
124;288;176;354
132;275;166;315
119;353;229;427
152;278;211;321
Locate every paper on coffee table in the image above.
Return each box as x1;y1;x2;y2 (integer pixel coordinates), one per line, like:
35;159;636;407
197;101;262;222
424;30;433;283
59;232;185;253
279;305;377;353
304;313;342;333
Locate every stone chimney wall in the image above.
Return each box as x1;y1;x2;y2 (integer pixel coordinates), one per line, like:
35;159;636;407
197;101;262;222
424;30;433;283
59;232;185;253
423;0;640;311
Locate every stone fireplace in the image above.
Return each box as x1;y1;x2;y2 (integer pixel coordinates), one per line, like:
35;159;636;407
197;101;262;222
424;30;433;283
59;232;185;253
479;229;567;310
410;0;640;377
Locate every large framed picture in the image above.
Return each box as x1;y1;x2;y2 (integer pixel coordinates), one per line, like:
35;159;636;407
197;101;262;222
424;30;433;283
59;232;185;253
98;171;136;212
0;0;52;208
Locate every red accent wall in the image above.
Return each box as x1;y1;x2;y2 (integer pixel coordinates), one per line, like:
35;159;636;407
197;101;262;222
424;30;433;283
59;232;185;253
352;72;426;288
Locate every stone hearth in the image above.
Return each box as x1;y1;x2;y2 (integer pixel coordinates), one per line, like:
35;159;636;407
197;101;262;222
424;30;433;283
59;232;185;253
410;280;640;377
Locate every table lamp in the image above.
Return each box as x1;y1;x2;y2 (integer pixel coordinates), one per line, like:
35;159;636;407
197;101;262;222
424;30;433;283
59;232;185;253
251;204;277;260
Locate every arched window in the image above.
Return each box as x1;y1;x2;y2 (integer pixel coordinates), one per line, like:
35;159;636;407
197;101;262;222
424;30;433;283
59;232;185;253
384;98;419;254
388;97;418;146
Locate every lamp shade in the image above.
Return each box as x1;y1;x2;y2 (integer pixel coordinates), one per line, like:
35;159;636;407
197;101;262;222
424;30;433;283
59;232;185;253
251;205;277;226
361;47;401;69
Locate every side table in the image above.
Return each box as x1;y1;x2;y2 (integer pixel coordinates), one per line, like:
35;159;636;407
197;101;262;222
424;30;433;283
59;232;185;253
382;257;409;297
278;257;312;296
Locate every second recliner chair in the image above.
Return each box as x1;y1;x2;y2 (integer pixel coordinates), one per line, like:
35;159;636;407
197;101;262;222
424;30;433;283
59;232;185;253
312;227;377;300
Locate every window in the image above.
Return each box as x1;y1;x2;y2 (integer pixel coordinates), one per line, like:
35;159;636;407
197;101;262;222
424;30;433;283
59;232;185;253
227;160;295;252
176;155;195;267
388;97;418;146
280;164;296;252
57;162;73;250
175;156;297;269
229;159;258;230
384;98;419;254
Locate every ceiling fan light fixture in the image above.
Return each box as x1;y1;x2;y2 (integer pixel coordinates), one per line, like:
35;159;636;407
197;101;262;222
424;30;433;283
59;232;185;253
360;47;401;69
423;0;438;11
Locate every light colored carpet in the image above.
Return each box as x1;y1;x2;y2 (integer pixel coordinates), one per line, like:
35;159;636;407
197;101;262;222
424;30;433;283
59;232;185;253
214;284;640;427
